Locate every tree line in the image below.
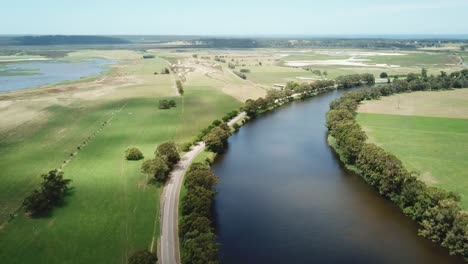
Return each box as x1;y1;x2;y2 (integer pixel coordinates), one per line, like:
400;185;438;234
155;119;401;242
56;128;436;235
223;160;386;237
326;69;468;260
180;162;220;263
243;79;335;117
176;80;185;95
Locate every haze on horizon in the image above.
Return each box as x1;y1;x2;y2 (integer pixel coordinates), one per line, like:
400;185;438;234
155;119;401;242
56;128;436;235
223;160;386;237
2;0;468;36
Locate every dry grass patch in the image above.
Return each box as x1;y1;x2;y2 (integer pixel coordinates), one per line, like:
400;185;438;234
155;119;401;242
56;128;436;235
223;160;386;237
358;89;468;119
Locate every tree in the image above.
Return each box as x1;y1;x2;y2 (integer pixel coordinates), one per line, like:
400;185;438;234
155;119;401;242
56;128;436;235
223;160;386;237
176;80;184;95
158;100;171;109
441;211;468;257
406;73;419;82
141;157;170;183
180;213;212;239
380;72;388;78
182;231;219;264
185;169;218;190
244;99;259;117
156;142;180;167
204;133;224;153
22;189;52;216
182;186;215;216
212;120;222;126
22;170;71;216
168;99;177;107
421;68;428;79
125;147;144;160
128;250;157;264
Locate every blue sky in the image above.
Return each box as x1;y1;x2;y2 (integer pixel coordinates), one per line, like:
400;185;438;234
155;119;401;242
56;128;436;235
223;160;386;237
1;0;467;35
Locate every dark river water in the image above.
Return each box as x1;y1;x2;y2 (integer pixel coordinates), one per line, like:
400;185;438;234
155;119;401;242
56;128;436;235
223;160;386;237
212;90;464;264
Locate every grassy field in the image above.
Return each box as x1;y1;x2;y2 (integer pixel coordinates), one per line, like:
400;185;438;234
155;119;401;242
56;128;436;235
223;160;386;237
357;97;468;209
367;52;460;67
0;50;241;263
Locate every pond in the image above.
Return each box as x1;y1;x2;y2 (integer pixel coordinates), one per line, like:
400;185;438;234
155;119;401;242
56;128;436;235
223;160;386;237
0;59;115;92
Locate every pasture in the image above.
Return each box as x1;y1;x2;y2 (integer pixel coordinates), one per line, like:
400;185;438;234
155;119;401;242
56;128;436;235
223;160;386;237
0;50;241;263
356;90;468;209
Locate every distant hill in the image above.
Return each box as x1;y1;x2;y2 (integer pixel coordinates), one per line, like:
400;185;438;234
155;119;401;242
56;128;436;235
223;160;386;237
7;35;131;45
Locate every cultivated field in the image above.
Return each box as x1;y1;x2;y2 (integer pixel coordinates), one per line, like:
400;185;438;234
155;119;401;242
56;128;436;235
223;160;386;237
357;90;468;209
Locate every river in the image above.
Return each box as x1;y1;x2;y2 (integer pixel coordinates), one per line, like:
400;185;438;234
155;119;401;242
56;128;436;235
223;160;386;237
211;89;463;264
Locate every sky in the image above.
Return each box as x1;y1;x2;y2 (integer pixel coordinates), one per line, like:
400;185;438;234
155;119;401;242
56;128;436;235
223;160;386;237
1;0;467;35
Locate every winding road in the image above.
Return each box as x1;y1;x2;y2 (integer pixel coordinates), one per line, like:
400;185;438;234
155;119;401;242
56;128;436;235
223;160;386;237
159;112;245;264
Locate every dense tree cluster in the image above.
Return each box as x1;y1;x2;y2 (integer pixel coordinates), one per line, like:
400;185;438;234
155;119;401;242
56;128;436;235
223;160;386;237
180;163;219;264
326;70;468;259
22;170;71;216
176;80;184;95
140;141;180;183
335;73;375;88
128;250;157;264
125;146;144;160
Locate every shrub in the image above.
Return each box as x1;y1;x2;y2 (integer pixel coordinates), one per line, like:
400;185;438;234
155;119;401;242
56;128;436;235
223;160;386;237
158;100;170;109
168;99;176;107
380;72;388;78
125;147;144;160
239;68;250;73
233;71;247;79
212;119;222;126
142;54;155;59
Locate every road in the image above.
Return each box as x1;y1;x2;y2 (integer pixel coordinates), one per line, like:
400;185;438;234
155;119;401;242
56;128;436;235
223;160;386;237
159;112;245;264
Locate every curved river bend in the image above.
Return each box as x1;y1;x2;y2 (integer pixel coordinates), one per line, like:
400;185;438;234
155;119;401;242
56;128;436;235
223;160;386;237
212;90;463;264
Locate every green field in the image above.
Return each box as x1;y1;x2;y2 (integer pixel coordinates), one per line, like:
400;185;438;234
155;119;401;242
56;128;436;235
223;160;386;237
0;50;241;263
356;113;468;209
367;53;460;66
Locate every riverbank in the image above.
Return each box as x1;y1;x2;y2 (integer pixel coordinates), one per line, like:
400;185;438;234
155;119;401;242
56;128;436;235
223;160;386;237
325;72;467;261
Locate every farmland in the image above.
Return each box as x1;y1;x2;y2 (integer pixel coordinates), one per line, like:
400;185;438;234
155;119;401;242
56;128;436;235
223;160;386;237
357;90;468;209
0;46;466;263
0;49;241;263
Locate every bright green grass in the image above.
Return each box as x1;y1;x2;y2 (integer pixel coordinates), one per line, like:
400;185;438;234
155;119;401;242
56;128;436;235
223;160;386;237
0;86;240;263
356;113;468;209
367;53;459;66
